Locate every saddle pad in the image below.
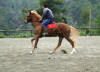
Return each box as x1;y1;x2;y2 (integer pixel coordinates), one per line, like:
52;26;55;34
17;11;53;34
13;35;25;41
47;23;56;29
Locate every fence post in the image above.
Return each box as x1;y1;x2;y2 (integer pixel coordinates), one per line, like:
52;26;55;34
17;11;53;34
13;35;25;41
8;30;10;37
31;30;32;37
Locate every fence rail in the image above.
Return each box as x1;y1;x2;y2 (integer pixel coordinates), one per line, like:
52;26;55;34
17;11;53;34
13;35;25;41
0;29;34;38
0;28;100;38
77;27;100;36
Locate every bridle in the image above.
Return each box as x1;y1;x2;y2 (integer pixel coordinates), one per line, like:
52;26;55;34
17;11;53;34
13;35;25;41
32;20;42;23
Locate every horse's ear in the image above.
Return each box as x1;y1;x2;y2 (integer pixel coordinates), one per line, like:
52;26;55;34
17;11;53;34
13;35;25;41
31;10;37;14
30;11;31;14
30;11;34;15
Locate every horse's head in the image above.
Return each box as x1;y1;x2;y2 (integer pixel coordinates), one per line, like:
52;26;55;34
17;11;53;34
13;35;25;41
24;10;41;24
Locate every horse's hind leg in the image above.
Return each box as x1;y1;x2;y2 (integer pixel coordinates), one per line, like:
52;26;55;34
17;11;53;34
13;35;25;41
63;32;76;54
65;36;76;54
50;36;63;54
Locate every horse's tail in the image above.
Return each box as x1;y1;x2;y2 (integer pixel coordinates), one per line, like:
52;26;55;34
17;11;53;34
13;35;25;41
69;26;80;44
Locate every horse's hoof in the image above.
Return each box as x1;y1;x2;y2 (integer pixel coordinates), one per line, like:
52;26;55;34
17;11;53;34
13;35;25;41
30;51;33;55
70;49;76;54
70;51;76;54
49;51;54;54
70;52;73;55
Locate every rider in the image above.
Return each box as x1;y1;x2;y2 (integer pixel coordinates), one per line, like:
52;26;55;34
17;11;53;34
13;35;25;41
41;4;54;33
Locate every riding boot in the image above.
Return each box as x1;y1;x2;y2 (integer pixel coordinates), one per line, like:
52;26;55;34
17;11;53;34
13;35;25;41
43;28;48;36
45;28;48;33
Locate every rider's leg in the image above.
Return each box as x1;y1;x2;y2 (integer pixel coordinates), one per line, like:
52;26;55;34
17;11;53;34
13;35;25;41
42;19;51;32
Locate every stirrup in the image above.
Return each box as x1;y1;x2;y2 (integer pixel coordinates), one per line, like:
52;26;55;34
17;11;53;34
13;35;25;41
42;32;49;36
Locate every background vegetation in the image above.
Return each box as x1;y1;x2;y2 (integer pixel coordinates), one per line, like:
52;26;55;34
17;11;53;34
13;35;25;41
0;0;100;37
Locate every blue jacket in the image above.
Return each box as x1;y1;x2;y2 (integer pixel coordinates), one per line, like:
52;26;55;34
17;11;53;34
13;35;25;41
42;8;54;20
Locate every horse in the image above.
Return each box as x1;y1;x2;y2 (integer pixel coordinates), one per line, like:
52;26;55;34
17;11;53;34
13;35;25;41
24;10;80;54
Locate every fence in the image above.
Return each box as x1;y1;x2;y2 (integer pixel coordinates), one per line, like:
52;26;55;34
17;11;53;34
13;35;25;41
0;29;34;38
77;27;100;36
0;28;100;38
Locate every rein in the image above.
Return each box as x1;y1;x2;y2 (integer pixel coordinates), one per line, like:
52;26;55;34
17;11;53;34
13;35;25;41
32;20;42;23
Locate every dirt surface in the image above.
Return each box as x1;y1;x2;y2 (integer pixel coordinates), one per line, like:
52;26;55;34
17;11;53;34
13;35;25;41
0;36;100;72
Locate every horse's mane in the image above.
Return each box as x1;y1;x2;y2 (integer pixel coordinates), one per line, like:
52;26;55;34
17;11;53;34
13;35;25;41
31;10;41;20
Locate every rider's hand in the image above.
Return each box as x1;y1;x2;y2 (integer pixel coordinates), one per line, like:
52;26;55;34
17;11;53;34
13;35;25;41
39;19;43;22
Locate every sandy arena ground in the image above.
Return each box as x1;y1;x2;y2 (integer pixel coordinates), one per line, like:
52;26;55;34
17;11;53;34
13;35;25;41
0;36;100;72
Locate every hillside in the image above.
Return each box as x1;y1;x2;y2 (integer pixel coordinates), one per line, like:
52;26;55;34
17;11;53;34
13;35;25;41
0;0;39;30
0;0;100;30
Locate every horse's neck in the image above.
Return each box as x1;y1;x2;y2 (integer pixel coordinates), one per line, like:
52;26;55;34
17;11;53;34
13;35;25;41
32;22;42;28
31;12;42;29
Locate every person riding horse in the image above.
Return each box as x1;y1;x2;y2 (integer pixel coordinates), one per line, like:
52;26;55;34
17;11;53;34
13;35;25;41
24;9;80;54
41;4;54;34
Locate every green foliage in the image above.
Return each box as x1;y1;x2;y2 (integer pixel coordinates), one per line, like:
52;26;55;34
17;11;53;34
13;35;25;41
0;33;6;38
0;0;39;30
80;6;90;27
21;8;32;20
89;29;96;35
80;31;86;36
0;31;35;38
95;15;100;34
10;32;35;38
15;33;31;38
0;0;100;36
95;15;100;27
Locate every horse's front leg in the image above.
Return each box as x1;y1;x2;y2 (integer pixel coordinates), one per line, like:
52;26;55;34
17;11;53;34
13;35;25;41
31;37;36;47
31;35;40;54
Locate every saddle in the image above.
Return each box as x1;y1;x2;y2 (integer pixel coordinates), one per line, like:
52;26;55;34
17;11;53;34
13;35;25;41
47;22;56;29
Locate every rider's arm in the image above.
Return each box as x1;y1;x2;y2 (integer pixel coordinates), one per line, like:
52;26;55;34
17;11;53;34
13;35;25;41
41;9;48;20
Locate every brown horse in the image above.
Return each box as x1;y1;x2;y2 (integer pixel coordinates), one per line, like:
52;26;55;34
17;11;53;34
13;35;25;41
24;10;80;54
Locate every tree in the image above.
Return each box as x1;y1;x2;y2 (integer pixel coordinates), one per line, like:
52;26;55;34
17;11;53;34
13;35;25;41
80;6;90;27
95;15;100;34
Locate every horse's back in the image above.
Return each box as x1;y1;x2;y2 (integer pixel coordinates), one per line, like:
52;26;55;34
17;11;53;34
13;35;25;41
55;22;70;31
